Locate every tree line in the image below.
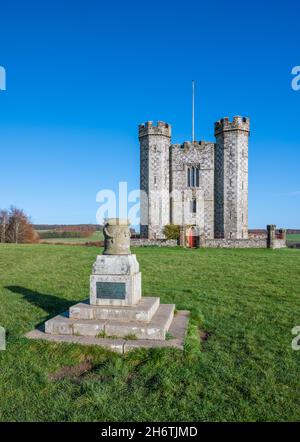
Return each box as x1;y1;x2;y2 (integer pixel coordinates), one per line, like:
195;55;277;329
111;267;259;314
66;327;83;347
39;229;95;239
34;224;103;231
0;207;38;244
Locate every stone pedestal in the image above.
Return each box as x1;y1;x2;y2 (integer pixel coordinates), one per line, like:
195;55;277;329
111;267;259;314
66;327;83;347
90;254;141;306
26;218;189;353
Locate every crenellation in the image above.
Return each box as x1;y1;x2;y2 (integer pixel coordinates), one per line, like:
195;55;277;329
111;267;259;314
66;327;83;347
215;115;250;136
139;121;171;139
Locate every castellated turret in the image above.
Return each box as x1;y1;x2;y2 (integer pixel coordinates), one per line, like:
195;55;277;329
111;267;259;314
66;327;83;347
139;121;171;239
214;116;250;135
139;121;171;138
214;116;250;239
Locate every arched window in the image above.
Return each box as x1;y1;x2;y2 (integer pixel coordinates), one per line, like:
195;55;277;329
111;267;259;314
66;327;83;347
187;168;191;187
195;168;199;187
187;166;200;188
191;167;195;187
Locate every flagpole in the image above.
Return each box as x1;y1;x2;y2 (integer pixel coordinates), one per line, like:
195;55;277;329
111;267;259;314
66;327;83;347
192;80;195;143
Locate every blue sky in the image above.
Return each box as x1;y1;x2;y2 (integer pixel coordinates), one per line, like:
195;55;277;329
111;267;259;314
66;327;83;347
0;0;299;228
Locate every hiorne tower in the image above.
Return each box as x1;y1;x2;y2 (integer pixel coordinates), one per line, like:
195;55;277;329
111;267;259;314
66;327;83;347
139;116;250;240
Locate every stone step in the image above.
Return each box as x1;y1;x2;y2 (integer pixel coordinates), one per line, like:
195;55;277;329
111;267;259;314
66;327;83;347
69;297;160;323
105;304;175;340
45;314;106;336
26;310;190;353
45;303;175;340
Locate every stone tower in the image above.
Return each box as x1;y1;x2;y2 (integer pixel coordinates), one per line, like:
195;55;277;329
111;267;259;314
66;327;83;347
139;121;171;239
214;116;250;239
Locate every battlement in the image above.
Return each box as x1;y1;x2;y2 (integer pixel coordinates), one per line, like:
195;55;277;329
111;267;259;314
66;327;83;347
139;121;171;138
172;141;212;151
214;116;250;135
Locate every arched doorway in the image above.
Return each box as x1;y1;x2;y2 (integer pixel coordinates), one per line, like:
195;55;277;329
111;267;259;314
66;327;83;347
186;226;199;248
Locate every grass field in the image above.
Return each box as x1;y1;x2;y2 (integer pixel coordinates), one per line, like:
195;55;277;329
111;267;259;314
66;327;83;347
0;244;300;422
38;231;103;243
287;234;300;242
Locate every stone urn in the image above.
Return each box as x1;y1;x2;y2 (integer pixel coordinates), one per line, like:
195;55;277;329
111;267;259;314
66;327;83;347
103;218;131;255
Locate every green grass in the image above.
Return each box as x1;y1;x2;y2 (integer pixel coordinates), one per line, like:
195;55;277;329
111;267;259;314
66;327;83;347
287;233;300;242
0;244;300;422
39;231;103;243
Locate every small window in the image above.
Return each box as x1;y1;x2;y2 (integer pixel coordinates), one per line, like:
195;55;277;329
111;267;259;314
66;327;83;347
190;198;197;213
196;168;199;187
187;168;191;187
154;176;157;185
191;167;195;187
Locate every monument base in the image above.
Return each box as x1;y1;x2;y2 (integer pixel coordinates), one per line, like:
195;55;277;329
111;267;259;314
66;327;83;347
26;310;189;353
44;298;174;340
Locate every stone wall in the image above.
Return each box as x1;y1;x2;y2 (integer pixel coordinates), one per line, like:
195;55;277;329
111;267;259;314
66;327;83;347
131;236;287;249
270;239;286;249
204;238;267;248
131;238;178;247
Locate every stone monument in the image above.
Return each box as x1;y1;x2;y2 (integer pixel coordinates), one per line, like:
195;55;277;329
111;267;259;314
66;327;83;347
26;218;189;353
90;219;141;307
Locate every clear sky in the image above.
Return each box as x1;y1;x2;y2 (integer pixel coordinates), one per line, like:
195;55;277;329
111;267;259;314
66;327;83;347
0;0;299;228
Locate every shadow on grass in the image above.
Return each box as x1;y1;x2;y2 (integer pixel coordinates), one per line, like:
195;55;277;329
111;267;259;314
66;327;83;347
5;285;80;321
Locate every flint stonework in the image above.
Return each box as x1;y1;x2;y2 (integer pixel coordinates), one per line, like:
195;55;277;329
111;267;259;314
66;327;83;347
139;117;250;240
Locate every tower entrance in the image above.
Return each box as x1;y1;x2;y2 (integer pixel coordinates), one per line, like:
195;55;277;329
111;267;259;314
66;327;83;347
186;226;199;248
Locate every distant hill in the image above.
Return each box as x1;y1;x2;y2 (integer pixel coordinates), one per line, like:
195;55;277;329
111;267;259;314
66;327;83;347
248;229;300;234
34;224;103;231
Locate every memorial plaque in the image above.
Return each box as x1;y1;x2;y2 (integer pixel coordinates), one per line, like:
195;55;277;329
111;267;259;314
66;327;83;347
96;282;126;300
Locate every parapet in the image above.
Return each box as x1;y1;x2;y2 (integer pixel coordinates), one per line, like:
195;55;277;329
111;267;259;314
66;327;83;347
172;141;211;151
214;116;250;136
139;121;171;139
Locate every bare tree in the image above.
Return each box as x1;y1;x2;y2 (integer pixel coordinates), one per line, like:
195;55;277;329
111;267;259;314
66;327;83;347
0;209;9;243
5;207;38;244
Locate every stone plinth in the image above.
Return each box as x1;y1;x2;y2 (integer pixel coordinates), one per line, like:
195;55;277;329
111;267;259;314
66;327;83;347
70;297;160;322
44;303;175;340
26;310;190;354
90;254;141;307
